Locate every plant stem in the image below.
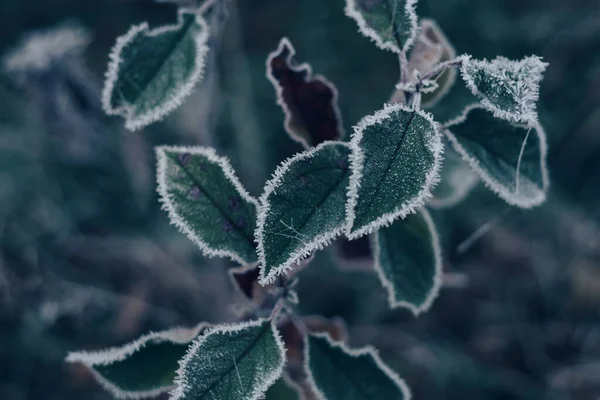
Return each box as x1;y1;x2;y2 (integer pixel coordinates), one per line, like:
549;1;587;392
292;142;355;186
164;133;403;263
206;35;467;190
421;57;464;81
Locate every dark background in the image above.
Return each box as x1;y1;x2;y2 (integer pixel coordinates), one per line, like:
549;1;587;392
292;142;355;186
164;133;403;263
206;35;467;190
1;0;599;399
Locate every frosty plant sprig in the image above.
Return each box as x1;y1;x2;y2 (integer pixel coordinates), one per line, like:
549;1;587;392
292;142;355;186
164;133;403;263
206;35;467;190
68;0;550;399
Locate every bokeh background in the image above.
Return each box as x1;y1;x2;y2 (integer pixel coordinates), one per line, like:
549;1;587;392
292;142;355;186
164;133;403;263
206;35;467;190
1;0;599;399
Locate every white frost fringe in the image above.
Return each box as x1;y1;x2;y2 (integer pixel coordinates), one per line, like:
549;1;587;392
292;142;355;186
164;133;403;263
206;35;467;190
344;0;419;54
304;332;412;400
102;9;210;131
459;55;548;124
345;103;444;239
171;319;286;400
443;104;550;208
371;208;443;316
156;145;259;264
256;141;352;285
66;323;207;400
265;37;345;149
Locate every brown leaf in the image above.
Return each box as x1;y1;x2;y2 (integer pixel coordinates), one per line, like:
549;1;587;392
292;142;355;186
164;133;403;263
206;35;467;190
267;38;344;149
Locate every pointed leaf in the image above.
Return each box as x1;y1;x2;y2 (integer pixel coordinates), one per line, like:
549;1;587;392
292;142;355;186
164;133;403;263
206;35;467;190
459;55;548;124
171;319;286;400
373;208;442;315
266;38;344;149
445;105;549;208
103;10;209;130
429;140;478;208
66;324;207;399
257;142;352;284
346;104;443;239
157;146;259;264
344;0;419;53
305;333;411;400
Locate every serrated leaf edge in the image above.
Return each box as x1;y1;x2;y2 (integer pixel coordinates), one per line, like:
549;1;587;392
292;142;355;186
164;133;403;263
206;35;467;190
459;54;548;125
102;9;210;131
171;319;286;400
256;141;352;285
344;0;419;54
156;145;259;264
443;104;550;208
371;208;443;315
345;103;444;239
304;333;412;400
66;323;207;400
265;37;345;149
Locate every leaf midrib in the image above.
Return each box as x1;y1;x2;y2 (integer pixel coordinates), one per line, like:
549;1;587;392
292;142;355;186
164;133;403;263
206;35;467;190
197;323;272;399
355;110;416;225
128;16;196;107
269;165;349;267
169;153;257;254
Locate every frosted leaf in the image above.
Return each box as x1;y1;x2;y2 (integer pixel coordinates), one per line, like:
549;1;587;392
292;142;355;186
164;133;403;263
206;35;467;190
372;208;443;315
2;23;90;73
102;9;209;130
256;142;352;285
346;103;443;239
264;376;303;400
156;146;259;264
344;0;419;53
171;319;285;400
266;38;344;149
459;55;548;124
305;333;411;400
429;139;478;208
66;323;207;399
445;105;549;208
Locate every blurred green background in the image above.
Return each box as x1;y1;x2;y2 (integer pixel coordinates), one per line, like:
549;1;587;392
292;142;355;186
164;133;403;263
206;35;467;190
1;0;599;399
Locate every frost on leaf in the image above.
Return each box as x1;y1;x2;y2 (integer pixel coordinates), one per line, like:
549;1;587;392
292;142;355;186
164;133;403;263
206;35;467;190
256;142;352;285
171;319;285;400
345;0;419;54
264;376;303;400
156;146;259;264
430;138;478;209
66;323;207;399
445;105;549;208
346;103;443;239
459;55;548;124
372;208;442;315
305;333;411;400
103;10;209;130
266;38;344;149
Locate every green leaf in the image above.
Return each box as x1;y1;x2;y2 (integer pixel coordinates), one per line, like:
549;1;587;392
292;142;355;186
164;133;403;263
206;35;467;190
444;105;549;208
266;38;344;149
305;333;411;400
256;142;352;284
102;10;209;130
66;323;207;399
372;208;442;315
459;55;548;124
429;140;478;209
345;0;419;53
346;104;443;239
265;377;303;400
172;319;286;400
157;146;259;264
